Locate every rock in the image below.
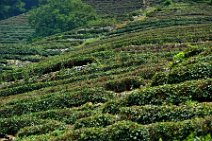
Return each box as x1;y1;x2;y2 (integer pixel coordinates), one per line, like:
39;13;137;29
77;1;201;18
0;134;15;141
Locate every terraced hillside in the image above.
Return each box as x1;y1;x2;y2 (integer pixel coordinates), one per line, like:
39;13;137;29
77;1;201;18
83;0;144;15
0;1;212;141
0;14;34;44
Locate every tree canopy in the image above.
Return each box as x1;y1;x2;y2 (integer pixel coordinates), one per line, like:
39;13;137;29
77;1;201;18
29;0;98;37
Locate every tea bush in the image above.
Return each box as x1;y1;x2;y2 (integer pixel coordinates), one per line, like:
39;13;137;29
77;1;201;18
0;116;56;135
34;109;95;124
59;116;212;141
17;121;65;137
74;114;116;129
0;88;115;118
119;103;212;124
127;79;212;106
105;77;145;92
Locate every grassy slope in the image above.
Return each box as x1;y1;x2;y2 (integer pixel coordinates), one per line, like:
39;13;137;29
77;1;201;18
0;1;212;141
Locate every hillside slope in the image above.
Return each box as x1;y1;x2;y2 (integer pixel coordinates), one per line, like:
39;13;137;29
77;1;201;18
0;14;34;44
0;1;212;141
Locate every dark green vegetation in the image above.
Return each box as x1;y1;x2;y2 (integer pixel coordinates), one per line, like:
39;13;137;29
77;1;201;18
0;0;47;20
0;0;212;141
29;0;99;37
0;14;34;44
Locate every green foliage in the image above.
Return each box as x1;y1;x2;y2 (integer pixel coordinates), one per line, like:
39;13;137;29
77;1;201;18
0;82;52;97
151;72;168;86
0;88;115;118
70;127;105;141
183;133;212;141
105;77;145;92
163;0;173;6
173;51;185;64
118;103;212;124
105;121;150;141
184;45;204;58
29;0;98;37
34;109;95;124
167;62;212;84
102;100;125;114
58;117;212;141
74;114;116;129
17;121;65;137
151;47;211;86
0;1;212;140
0;116;55;135
0;0;45;20
127;79;212;106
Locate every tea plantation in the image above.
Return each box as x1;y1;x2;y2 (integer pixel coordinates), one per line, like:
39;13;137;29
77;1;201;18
0;0;212;141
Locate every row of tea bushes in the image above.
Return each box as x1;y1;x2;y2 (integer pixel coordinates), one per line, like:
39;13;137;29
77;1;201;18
127;78;212;106
0;88;115;118
52;116;212;141
102;78;212;114
118;102;212;124
16;121;66;138
151;62;212;86
110;16;212;36
0;116;64;135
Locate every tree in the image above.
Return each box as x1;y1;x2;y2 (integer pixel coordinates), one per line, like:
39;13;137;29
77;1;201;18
29;0;98;37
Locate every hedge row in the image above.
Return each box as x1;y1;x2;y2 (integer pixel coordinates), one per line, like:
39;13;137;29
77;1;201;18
127;78;212;106
74;114;116;129
102;79;212;114
151;62;212;86
17;121;65;137
118;102;212;124
0;81;52;97
108;24;212;49
151;46;211;86
110;17;212;36
0;88;115;118
167;62;212;84
104;77;145;92
34;109;95;124
0;116;62;135
53;116;212;141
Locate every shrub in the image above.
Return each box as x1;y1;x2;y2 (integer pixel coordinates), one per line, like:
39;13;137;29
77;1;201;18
184;46;204;58
0;82;52;97
127;79;212;106
151;62;212;86
0;116;54;135
17;121;65;137
167;62;212;84
34;109;95;124
105;77;145;92
148;116;212;141
74;114;116;129
106;121;150;141
173;52;185;65
102;100;126;114
163;0;173;6
151;72;167;86
119;103;212;124
182;133;212;141
62;116;212;141
0;88;115;118
71;128;106;141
